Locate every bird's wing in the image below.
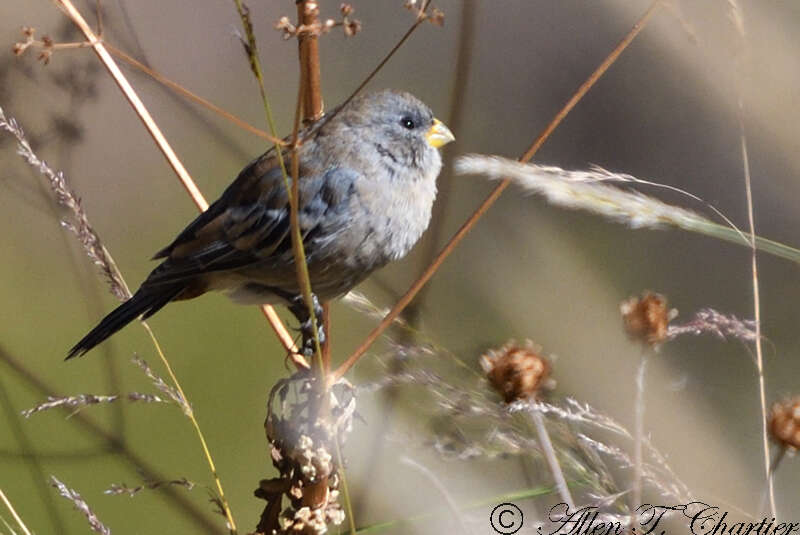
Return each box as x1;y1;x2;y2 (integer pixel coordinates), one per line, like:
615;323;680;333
144;152;357;287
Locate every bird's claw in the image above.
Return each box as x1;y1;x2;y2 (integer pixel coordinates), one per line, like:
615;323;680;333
289;294;325;357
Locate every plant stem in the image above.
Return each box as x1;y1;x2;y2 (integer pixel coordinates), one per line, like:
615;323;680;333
530;406;575;510
632;349;649;517
0;488;33;535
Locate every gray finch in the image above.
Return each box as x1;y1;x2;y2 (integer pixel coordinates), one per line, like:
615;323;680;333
67;89;454;358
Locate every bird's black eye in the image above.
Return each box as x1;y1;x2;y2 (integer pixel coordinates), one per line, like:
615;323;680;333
400;116;415;130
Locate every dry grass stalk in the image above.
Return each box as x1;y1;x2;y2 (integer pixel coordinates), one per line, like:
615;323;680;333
22;394;120;418
667;308;756;342
726;0;774;516
0;488;34;535
0;105;130;302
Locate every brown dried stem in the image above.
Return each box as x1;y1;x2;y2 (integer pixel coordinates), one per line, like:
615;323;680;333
332;0;665;382
297;1;325;122
104;43;283;144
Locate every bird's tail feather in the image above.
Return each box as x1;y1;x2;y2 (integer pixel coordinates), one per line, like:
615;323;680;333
66;285;185;359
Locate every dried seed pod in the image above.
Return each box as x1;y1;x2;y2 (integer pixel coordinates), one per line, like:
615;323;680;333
621;291;675;345
769;397;800;450
481;340;554;403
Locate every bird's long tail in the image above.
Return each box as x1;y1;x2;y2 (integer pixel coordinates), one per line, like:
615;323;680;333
66;284;185;359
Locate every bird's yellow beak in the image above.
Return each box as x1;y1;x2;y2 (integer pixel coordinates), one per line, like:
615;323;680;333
425;118;455;149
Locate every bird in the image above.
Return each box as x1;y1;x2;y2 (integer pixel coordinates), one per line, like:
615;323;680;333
67;89;454;359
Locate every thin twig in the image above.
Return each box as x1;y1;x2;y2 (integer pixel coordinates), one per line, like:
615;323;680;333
105;43;283;144
332;0;664;382
53;0;204;209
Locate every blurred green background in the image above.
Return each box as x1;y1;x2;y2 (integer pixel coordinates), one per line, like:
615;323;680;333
2;0;800;533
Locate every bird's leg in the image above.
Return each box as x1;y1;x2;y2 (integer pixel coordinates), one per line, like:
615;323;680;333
288;294;325;357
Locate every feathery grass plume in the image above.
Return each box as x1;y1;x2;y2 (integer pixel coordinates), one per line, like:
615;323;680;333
667;308;757;342
131;355;186;411
342;291;408;328
50;476;111;535
512;398;693;503
22;394;119;418
454;154;800;264
363;344;688;508
0;105;130;301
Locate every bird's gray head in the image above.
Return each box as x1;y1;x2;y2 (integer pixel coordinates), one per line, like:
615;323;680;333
321;89;454;176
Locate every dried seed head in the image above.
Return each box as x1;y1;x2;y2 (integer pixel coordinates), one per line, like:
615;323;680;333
429;8;445;26
275;16;297;39
769;397;800;450
481;340;553;403
343;19;362;37
304;1;320;18
38;50;52;65
621;291;675;346
340;3;354;16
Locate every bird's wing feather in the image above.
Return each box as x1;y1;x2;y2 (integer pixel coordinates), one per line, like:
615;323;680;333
144;152;358;287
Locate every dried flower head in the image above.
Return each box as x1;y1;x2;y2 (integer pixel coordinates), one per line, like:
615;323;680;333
13;26;36;57
769;397;800;450
275;16;297;40
403;0;444;25
481;340;554;403
343;18;362;37
621;292;676;346
429;8;445;26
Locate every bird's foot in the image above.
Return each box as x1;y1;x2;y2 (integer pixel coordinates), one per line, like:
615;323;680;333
288;294;325;357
